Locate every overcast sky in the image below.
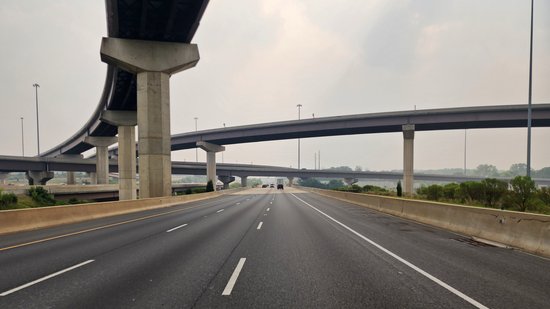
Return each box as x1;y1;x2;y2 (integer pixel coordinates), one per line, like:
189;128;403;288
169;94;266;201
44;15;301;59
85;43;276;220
0;0;549;172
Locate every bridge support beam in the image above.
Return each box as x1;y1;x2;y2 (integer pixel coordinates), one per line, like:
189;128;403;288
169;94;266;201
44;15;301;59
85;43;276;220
197;142;225;191
402;124;415;196
287;177;294;187
100;37;199;198
84;136;117;185
101;111;137;200
218;176;235;190
26;171;54;186
240;176;248;187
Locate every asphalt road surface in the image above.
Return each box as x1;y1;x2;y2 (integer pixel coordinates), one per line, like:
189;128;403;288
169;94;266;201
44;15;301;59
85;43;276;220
0;188;548;308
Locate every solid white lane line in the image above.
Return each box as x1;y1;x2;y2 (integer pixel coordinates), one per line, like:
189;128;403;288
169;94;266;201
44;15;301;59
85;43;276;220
266;208;270;212
290;194;489;309
257;222;263;230
0;260;95;296
222;258;247;296
217;209;225;213
166;223;188;233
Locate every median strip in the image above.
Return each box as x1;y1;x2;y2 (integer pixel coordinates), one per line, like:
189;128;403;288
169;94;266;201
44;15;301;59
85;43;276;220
0;260;95;296
290;193;489;309
222;258;246;296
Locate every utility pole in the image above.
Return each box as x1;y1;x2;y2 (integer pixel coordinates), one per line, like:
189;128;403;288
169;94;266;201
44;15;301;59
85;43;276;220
20;117;24;156
33;83;40;155
526;0;534;177
194;117;198;162
297;104;302;169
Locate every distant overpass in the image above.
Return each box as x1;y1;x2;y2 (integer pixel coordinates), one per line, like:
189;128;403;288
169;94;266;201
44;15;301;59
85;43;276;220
2;155;549;186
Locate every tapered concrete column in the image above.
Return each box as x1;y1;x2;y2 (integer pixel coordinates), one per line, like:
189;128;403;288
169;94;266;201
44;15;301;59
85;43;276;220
56;154;83;185
402;124;415;196
101;37;200;198
287;177;294;187
218;176;235;190
26;171;54;185
0;172;8;185
241;176;248;187
197;142;226;191
101;110;137;200
84;136;117;185
89;172;97;185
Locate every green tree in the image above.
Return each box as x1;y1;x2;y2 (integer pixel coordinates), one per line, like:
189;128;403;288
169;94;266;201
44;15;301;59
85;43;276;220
396;181;403;197
474;164;499;177
508;176;536;212
206;180;214;192
442;183;460;200
459;181;485;204
508;163;528;176
326;179;344;189
298;178;325;189
480;178;508;208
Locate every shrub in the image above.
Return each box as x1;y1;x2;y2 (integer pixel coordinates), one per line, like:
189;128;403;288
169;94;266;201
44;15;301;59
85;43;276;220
205;180;215;192
507;176;537;212
480;178;508;208
424;184;444;201
459;181;485;204
442;183;460;200
396;181;402;197
27;186;56;206
185;188;193;195
0;191;18;209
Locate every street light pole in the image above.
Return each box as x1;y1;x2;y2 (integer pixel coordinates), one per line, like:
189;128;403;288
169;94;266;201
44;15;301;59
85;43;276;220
222;123;226;163
32;83;40;155
526;0;534;177
464;129;467;175
297;104;302;169
20;117;24;156
194;117;198;162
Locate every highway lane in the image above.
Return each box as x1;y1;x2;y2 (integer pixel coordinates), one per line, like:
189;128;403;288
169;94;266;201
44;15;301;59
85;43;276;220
0;188;549;308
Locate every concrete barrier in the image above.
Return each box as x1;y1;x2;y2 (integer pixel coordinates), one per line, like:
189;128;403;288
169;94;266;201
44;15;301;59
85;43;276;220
300;187;550;258
0;188;245;235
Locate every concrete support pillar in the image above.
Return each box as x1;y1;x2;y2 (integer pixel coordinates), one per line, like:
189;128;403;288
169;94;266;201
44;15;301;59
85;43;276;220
26;171;54;186
66;172;76;185
218;176;235;190
0;172;8;185
56;154;84;185
89;172;97;185
197;142;226;191
84;136;117;185
402;124;415;196
101;110;137;200
287;177;294;187
241;176;248;187
100;37;200;198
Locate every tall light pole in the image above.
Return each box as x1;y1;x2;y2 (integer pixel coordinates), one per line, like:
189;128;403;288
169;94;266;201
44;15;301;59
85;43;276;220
20;117;25;156
222;123;226;163
526;0;534;177
33;83;40;155
297;104;302;169
194;117;198;162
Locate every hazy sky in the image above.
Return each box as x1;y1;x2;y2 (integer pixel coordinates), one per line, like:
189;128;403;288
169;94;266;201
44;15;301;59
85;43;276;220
0;0;549;172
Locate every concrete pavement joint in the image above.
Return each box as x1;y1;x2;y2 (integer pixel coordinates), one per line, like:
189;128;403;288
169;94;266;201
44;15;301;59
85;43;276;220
290;193;490;309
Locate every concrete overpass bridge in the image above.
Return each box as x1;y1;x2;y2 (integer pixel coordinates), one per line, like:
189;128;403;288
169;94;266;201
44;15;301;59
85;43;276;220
3;155;550;189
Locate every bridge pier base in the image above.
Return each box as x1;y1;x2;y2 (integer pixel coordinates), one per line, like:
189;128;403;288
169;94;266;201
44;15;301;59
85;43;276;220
101;111;137;200
0;172;8;185
197;142;225;191
56;154;84;185
100;37;199;198
218;175;235;190
26;171;54;186
287;177;294;187
84;136;117;185
344;178;359;186
402;124;415;196
241;176;248;187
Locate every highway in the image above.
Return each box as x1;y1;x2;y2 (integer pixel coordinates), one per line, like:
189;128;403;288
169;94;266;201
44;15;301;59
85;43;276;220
0;188;548;308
